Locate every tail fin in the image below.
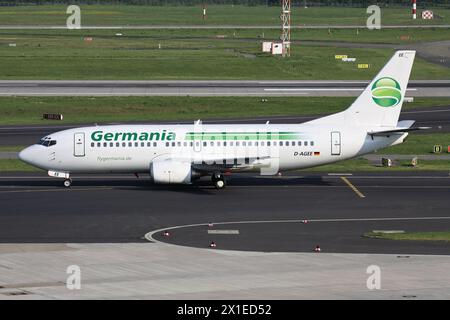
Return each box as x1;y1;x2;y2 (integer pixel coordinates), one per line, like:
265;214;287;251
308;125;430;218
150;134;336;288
345;50;416;127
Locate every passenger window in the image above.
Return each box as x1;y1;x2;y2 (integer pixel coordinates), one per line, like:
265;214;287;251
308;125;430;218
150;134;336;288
141;142;145;147
248;141;252;147
298;141;302;146
223;141;227;147
286;141;290;147
190;142;193;147
311;141;314;146
183;142;187;147
261;141;265;146
236;142;240;147
103;142;107;147
279;141;283;147
91;142;95;147
242;141;246;146
122;142;126;147
147;142;151;147
166;142;169;147
267;141;271;146
304;141;308;146
153;142;157;147
210;141;214;146
273;141;277;146
116;142;120;147
217;141;221;147
203;142;207;147
128;142;132;147
97;142;101;147
230;142;234;146
110;142;113;147
172;142;175;147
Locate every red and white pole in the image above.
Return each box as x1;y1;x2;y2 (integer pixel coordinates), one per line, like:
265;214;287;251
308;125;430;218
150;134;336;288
412;0;417;20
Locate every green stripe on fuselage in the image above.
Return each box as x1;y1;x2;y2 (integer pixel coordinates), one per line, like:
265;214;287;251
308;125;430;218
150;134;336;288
185;132;303;141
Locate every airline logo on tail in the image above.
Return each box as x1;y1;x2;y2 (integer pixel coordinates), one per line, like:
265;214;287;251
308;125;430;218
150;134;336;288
371;77;402;107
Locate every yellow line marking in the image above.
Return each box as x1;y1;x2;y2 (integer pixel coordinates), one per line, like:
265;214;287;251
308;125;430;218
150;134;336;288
341;177;366;198
0;187;113;194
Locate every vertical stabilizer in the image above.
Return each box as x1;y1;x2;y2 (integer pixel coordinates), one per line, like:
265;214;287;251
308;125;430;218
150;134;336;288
345;50;416;127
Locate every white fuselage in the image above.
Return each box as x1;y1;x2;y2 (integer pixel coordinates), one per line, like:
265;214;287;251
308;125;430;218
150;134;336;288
19;122;406;175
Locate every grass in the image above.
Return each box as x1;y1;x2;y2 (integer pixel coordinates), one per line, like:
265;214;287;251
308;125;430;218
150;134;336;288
0;159;39;172
0;30;449;80
0;5;449;26
0;146;24;152
0;96;448;126
377;133;450;155
304;158;450;172
364;231;450;242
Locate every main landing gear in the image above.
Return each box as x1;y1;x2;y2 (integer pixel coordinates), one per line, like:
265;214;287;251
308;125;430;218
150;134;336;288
212;173;227;189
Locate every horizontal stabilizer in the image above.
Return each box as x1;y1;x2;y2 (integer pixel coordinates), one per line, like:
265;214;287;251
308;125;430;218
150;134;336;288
368;127;430;136
368;120;430;136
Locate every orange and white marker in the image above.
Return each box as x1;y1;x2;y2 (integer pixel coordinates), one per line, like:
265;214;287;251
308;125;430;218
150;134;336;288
412;0;417;19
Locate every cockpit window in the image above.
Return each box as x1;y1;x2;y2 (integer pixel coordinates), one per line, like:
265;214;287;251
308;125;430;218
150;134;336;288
37;138;57;147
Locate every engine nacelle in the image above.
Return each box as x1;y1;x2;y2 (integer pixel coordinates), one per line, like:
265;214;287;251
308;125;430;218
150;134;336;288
150;160;192;184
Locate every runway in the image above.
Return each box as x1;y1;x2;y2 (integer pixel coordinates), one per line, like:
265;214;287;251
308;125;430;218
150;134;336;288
0;80;449;97
0;106;448;147
0;172;449;255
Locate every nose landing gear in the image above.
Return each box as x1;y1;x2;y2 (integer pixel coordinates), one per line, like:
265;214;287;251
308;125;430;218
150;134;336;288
63;179;72;188
48;170;71;188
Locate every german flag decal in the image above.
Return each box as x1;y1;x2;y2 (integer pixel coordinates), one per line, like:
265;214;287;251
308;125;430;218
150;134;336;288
314;152;320;156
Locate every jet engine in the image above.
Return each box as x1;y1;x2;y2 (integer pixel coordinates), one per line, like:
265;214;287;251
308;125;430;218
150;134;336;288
150;160;192;184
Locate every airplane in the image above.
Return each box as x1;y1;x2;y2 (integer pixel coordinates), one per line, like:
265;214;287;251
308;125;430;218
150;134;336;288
19;50;424;189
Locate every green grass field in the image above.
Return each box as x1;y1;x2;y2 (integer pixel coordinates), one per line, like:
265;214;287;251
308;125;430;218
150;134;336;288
0;159;39;172
0;29;449;80
377;133;450;155
364;231;450;241
305;158;450;172
0;5;449;26
0;96;448;125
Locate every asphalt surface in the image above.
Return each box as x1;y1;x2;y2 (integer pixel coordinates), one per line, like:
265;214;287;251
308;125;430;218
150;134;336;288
0;106;448;147
0;80;448;97
0;171;449;255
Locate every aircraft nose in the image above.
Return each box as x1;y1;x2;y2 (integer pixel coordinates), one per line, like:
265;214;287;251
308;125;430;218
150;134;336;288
18;146;35;165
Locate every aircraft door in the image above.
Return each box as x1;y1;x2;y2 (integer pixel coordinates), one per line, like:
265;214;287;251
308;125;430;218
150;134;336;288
331;131;341;156
74;132;85;157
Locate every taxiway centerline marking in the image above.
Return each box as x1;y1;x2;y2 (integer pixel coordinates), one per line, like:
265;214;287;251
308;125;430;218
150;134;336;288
341;176;366;198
